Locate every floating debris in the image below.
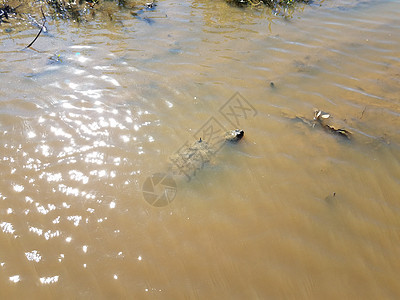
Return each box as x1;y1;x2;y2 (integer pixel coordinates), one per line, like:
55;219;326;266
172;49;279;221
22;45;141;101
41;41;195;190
48;53;63;64
313;110;330;121
287;109;352;140
323;125;351;139
314;109;352;140
145;2;157;9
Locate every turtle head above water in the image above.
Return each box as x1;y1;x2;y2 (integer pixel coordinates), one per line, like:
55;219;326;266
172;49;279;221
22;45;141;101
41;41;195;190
224;129;244;142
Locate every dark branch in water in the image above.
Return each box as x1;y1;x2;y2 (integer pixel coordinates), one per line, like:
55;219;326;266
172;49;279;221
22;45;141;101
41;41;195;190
23;7;46;50
323;125;351;140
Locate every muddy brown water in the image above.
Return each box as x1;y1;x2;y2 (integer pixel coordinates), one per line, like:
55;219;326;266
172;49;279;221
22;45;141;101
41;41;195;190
1;0;400;298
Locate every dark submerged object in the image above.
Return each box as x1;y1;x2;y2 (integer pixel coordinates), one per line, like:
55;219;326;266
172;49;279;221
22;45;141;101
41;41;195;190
224;129;245;142
170;129;245;178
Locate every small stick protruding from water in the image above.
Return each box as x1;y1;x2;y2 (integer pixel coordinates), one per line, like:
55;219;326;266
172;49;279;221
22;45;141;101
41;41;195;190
23;7;46;50
360;106;367;120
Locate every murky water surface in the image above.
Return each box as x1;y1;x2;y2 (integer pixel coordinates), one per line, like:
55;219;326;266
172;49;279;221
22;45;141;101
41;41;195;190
1;0;400;298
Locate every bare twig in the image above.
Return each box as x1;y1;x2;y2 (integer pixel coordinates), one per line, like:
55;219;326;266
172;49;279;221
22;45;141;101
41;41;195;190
23;7;46;50
360;106;367;120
